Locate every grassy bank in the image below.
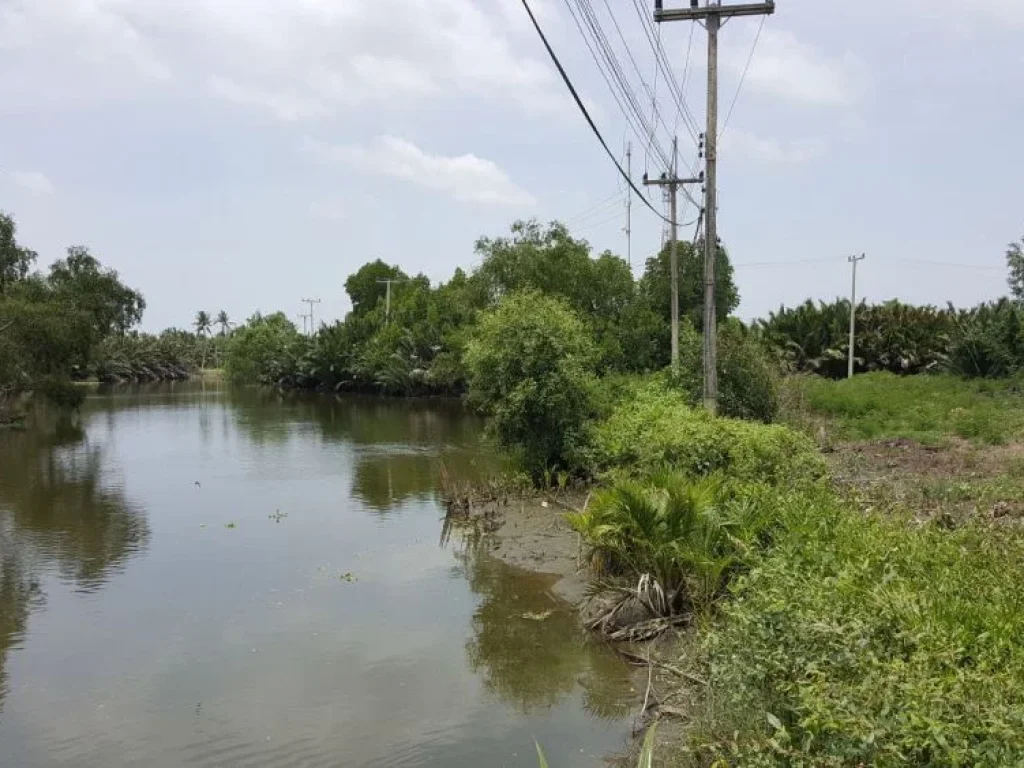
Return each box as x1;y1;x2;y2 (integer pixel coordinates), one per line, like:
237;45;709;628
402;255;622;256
544;373;1024;765
783;372;1024;445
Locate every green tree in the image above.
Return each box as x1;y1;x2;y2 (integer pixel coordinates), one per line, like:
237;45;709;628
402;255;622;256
638;239;739;330
47;246;145;336
215;310;231;336
344;259;408;317
474;220;657;371
1008;234;1024;302
0;212;37;296
465;291;598;478
224;312;306;385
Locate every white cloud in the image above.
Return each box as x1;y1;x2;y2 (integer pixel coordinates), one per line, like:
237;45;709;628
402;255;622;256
1;0;554;117
726;28;867;107
207;76;329;122
306;136;536;207
722;132;826;165
0;0;170;89
7;170;54;196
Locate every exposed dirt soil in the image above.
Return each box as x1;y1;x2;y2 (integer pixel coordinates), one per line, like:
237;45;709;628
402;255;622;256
482;495;593;604
828;437;1024;524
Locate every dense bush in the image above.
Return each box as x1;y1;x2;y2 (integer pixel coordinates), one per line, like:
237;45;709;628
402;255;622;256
465;291;598;478
590;379;824;484
758;299;952;377
224;312;309;386
689;488;1024;766
569;474;777;612
89;330;205;382
760;297;1024;380
674;321;780;422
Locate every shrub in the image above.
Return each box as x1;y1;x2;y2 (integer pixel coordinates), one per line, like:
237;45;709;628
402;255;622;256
569;474;777;613
224;312;308;386
675;321;780;422
465;291;598;478
689;490;1024;766
590;379;824;484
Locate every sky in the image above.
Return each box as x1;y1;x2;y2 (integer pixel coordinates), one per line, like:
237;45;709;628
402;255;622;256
0;0;1021;331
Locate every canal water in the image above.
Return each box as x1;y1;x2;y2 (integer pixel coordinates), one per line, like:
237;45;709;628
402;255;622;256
0;383;633;767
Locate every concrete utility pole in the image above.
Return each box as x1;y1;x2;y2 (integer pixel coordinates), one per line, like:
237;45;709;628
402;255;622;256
298;312;310;336
301;298;321;336
655;0;776;414
376;279;404;324
847;253;865;379
643;136;703;369
625;142;632;270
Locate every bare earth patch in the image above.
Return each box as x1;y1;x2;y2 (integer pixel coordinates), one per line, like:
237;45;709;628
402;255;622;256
830;437;1024;524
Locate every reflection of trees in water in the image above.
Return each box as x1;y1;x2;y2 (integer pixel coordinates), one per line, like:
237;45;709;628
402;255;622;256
351;451;435;512
458;549;633;718
0;524;44;710
0;414;149;711
226;389;486;448
352;449;512;513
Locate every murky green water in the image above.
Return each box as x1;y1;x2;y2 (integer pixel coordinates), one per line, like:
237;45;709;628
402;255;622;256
0;383;633;767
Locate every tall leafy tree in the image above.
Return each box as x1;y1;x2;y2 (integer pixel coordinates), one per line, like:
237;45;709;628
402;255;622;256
1007;234;1024;303
0;212;37;295
344;260;408;317
638;239;739;331
48;246;145;336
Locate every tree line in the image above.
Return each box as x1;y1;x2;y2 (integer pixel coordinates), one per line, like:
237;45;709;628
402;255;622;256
222;219;739;395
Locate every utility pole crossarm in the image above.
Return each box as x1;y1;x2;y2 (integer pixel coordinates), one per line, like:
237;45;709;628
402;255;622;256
643;173;704;187
654;1;775;22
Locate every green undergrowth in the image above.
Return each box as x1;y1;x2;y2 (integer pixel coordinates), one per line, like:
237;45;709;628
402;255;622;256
783;372;1024;445
676;487;1024;767
590;379;825;484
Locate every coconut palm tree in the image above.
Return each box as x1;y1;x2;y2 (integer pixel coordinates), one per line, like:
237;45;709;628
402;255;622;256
194;310;212;337
194;310;212;369
215;310;231;336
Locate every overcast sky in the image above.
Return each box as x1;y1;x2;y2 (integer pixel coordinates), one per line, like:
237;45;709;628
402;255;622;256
1;0;1021;330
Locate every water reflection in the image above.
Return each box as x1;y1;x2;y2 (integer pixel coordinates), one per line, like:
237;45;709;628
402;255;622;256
0;413;149;712
0;386;632;766
0;416;149;590
459;550;633;719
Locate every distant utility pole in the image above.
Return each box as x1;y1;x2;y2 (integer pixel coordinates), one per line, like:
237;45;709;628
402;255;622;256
301;298;321;336
655;0;777;414
625;142;632;269
847;253;866;379
375;279;405;324
644;136;704;369
298;312;310;335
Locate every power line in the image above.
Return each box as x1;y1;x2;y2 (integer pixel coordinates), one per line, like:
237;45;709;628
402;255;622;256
518;0;678;226
722;15;766;136
627;0;701;153
566;190;624;223
594;0;677;168
563;0;674;169
891;258;1003;271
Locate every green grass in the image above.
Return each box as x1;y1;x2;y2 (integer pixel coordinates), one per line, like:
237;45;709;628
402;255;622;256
679;487;1024;766
784;372;1024;445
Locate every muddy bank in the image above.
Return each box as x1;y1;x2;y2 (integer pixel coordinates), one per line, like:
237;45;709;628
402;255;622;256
457;494;695;763
480;495;591;604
